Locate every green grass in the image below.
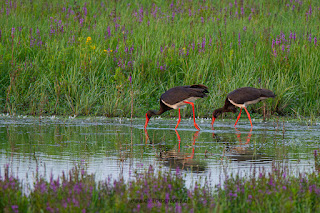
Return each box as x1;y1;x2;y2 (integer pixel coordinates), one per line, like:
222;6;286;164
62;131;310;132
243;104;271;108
1;0;320;118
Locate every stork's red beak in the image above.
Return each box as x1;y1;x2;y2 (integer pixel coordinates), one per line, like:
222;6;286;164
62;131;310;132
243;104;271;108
211;116;216;126
144;113;150;129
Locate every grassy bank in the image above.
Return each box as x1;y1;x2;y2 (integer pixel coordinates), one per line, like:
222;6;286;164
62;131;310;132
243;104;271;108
1;0;320;118
1;155;320;212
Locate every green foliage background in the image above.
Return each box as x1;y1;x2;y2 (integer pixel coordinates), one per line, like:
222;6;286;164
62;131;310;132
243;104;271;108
1;0;320;118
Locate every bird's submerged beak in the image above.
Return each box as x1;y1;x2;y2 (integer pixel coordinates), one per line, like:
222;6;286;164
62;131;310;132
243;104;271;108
144;113;150;129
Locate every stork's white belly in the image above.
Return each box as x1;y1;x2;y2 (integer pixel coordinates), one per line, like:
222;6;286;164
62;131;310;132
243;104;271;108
228;97;268;108
162;97;200;109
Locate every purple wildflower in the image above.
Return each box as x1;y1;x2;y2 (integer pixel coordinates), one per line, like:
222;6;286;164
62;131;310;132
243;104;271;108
11;27;15;36
147;199;153;209
238;33;241;46
176;203;182;213
11;205;19;213
308;34;312;43
202;37;206;50
272;39;275;49
314;37;317;46
243;26;247;32
309;5;312;15
83;5;87;16
139;7;144;23
107;26;111;37
77;18;83;28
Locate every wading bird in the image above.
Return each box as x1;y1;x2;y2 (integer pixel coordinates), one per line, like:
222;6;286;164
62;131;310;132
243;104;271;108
145;85;209;130
211;87;275;127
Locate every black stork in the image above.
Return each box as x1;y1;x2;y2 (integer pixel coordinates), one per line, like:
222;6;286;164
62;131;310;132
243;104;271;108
144;84;209;130
211;87;275;127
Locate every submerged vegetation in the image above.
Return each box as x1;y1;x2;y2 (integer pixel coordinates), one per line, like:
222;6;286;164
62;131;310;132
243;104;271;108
0;0;320;118
1;160;320;212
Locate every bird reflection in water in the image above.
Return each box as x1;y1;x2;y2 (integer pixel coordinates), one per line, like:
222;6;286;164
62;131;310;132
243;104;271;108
159;131;206;173
223;127;271;162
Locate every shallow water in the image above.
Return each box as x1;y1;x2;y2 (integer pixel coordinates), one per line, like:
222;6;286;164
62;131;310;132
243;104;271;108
0;115;319;190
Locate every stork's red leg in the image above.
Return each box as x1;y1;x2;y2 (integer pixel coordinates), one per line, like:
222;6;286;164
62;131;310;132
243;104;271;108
211;116;216;126
244;107;253;127
144;113;150;129
175;108;181;129
175;130;181;152
144;128;149;144
183;101;200;130
234;108;242;127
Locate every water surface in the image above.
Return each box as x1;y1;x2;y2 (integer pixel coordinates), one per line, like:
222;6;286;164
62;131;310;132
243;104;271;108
0;115;319;190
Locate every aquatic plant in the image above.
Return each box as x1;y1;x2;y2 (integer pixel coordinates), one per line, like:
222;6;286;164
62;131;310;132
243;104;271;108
1;160;320;212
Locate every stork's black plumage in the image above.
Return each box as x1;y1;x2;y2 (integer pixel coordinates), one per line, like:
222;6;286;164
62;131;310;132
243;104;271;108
212;87;275;127
145;84;209;130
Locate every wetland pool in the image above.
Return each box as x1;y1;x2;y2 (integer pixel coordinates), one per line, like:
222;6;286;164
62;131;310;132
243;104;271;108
0;115;319;190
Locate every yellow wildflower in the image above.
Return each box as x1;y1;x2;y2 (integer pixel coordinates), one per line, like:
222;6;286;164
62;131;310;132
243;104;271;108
86;37;92;43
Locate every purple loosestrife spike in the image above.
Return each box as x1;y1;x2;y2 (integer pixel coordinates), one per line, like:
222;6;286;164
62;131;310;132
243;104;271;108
309;34;312;43
189;9;192;16
309;5;312;14
272;39;275;49
11;205;19;213
79;18;84;26
83;6;87;16
238;33;241;46
202;37;206;50
314;37;317;46
241;7;244;15
107;26;111;37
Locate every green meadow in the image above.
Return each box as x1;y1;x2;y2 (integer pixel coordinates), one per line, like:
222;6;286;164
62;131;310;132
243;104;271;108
1;0;320;119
